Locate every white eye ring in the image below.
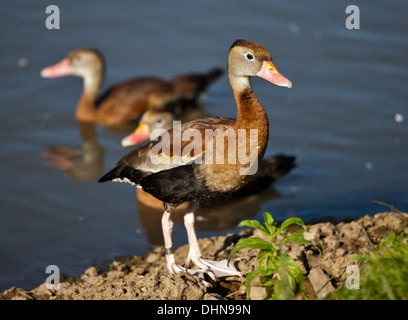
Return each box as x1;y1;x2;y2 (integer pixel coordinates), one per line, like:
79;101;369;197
156;118;164;126
245;52;255;61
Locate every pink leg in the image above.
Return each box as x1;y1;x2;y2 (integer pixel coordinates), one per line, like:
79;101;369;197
183;203;243;278
161;208;212;285
161;210;184;274
184;202;201;268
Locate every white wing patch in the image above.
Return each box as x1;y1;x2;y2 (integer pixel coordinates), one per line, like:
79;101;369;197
112;177;140;187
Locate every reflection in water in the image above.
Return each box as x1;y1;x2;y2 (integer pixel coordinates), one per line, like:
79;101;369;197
41;121;104;182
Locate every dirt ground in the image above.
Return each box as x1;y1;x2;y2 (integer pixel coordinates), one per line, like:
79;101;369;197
1;211;407;300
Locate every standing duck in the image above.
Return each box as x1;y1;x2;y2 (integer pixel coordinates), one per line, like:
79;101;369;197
40;48;222;126
99;40;293;279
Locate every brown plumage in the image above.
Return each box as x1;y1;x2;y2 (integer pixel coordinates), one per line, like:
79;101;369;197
41;48;222;126
121;108;295;210
99;39;293;281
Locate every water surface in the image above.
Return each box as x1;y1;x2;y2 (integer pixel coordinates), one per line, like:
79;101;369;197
1;0;407;291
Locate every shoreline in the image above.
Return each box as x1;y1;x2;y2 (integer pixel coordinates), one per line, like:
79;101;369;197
1;210;407;300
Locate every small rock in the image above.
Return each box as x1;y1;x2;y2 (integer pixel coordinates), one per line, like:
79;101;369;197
106;270;122;280
310;222;336;238
323;235;340;250
303;231;316;241
145;252;160;263
320;222;337;236
335;247;346;257
249;285;268;300
308;268;335;299
83;267;98;277
33;282;53;297
338;221;362;241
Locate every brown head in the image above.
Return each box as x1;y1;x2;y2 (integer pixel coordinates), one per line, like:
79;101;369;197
121;109;175;147
41;48;105;87
228;39;292;89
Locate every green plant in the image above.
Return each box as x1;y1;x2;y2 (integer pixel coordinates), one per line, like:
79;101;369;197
229;212;310;299
333;231;408;300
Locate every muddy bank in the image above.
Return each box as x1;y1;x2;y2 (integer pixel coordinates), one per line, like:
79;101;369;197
1;211;407;300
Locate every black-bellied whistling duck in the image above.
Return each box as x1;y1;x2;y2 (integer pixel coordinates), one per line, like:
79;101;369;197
121;108;296;210
99;39;293;280
121;106;209;147
121;109;178;147
40;48;222;126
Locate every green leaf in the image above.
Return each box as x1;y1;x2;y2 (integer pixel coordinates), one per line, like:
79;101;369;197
263;212;274;226
277;217;307;236
281;255;303;289
260;277;276;289
281;230;310;245
271;281;283;300
229;238;274;262
263;212;276;236
239;219;269;237
257;250;279;271
380;231;396;248
275;255;304;299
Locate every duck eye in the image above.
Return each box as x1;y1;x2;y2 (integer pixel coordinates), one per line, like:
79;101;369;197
245;53;255;61
156;118;164;126
74;55;83;63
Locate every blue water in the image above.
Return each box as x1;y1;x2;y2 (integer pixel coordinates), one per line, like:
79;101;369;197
1;0;407;291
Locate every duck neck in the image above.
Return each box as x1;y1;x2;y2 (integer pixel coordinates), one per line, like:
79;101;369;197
230;75;269;160
231;76;268;128
76;71;103;122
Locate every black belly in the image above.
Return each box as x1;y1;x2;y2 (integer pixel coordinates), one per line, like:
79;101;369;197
141;163;230;206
